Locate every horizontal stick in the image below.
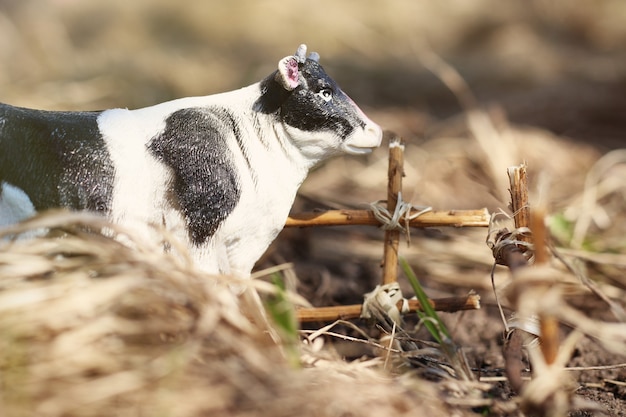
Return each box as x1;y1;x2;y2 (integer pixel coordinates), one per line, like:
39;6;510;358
297;294;481;322
286;208;490;228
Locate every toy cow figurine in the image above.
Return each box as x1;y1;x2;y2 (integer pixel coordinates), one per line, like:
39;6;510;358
0;44;382;276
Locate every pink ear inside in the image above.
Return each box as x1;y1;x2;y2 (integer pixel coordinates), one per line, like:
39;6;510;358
278;57;300;90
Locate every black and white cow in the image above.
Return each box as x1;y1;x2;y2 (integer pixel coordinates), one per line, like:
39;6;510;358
0;44;382;276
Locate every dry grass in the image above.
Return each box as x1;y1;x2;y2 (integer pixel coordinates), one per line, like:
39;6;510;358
0;211;450;417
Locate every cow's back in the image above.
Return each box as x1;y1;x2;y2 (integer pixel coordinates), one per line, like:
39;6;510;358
0;103;115;214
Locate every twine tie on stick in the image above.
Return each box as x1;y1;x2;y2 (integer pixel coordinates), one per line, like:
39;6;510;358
488;226;534;267
361;283;410;325
369;192;432;245
507;312;541;347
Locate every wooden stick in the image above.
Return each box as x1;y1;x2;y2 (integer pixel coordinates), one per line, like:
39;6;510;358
507;166;558;359
297;294;481;322
286;208;490;228
503;164;532;394
495;164;532;270
530;206;548;265
382;134;404;284
508;163;531;242
531;205;558;365
503;329;526;393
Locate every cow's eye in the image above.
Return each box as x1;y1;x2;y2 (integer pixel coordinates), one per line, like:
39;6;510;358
317;88;333;102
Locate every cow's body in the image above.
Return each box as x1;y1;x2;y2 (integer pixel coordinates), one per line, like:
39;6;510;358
0;45;382;276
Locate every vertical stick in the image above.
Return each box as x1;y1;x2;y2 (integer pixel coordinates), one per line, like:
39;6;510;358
505;164;558;384
502;164;532;271
503;164;532;394
508;163;530;239
532;206;558;365
530;206;548;265
382;134;405;284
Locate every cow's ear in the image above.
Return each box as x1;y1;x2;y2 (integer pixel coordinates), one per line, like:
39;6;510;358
276;56;300;91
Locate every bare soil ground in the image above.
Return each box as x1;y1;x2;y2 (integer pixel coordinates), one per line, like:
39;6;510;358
1;1;625;416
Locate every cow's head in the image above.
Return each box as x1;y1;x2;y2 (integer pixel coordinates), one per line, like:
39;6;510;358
255;44;382;161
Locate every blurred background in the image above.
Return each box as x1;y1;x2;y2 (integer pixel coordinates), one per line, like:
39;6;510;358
2;0;625;145
3;2;626;410
2;0;626;298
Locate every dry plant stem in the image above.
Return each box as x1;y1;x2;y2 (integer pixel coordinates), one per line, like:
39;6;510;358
503;330;527;394
496;164;532;272
382;134;404;284
532;206;559;365
502;166;561;399
296;295;481;322
530;206;547;265
508;163;531;239
503;164;532;394
539;314;559;365
285;209;490;228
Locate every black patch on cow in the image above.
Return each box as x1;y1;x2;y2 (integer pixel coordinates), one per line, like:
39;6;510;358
253;59;364;140
0;103;114;213
210;107;256;183
254;75;293;115
148;107;241;245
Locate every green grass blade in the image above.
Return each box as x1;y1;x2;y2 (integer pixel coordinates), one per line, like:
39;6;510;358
400;257;451;342
265;273;300;367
